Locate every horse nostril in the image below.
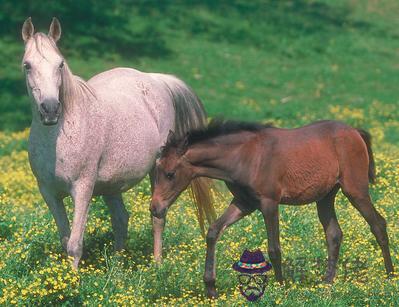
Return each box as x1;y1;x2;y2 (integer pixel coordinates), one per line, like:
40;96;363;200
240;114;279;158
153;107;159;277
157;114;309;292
40;102;49;113
55;102;61;113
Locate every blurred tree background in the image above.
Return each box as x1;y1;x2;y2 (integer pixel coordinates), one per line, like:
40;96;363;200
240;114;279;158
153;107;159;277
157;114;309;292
0;0;398;130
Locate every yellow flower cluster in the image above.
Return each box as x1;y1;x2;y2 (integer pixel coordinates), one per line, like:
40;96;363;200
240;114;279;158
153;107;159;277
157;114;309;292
0;102;398;305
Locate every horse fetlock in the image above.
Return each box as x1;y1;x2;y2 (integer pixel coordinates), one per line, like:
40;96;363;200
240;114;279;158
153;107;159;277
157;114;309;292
154;253;163;264
67;241;83;259
323;272;335;284
113;238;126;251
204;278;217;298
203;274;216;284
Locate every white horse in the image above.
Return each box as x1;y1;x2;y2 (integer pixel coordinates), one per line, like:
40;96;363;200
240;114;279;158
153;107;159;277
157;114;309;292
21;17;215;268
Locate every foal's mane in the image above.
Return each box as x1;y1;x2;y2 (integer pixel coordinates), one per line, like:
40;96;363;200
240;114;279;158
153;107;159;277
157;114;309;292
162;119;273;157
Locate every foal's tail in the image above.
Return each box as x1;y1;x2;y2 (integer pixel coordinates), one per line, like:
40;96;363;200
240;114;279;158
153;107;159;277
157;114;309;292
357;129;376;184
154;73;217;235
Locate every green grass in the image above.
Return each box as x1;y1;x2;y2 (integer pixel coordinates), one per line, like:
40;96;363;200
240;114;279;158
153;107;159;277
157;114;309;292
0;1;399;305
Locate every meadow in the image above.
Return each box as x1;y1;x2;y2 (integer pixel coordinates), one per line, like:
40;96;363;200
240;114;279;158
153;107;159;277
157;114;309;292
0;1;399;305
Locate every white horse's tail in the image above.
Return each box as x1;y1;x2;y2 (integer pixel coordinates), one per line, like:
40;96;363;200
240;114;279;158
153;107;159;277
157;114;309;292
151;73;217;236
150;73;207;137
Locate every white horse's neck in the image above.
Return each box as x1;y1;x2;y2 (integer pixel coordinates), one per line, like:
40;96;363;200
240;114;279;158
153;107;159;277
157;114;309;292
61;64;95;114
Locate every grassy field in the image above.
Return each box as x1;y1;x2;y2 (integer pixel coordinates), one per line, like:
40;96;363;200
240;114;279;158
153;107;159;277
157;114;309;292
0;0;399;305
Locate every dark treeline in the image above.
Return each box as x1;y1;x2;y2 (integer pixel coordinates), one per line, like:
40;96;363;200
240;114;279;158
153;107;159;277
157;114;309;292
0;1;376;130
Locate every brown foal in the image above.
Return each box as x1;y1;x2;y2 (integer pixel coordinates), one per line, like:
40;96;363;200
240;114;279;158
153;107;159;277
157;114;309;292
150;119;394;298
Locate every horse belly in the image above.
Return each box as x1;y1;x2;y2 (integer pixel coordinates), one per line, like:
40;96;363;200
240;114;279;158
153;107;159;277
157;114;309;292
279;154;339;205
94;116;161;195
94;154;154;195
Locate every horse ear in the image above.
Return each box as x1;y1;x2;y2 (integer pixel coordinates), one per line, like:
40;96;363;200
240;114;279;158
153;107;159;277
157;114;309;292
22;17;34;43
48;17;61;42
178;133;189;154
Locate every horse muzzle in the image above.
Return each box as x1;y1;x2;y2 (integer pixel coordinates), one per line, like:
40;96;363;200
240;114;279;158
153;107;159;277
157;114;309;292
39;99;61;126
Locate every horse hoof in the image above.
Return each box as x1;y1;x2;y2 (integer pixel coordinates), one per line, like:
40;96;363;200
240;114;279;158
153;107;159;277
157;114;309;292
154;257;163;265
206;289;218;299
322;276;334;284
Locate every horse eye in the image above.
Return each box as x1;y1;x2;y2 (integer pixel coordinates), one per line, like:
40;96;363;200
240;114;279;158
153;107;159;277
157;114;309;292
59;61;64;69
23;62;31;71
166;172;175;180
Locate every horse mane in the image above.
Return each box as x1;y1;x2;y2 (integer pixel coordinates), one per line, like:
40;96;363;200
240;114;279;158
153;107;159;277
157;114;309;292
162;118;273;157
60;64;96;113
187;118;272;145
23;33;96;112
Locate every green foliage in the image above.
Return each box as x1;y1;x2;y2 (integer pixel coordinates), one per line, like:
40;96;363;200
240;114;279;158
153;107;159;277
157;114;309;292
1;0;399;130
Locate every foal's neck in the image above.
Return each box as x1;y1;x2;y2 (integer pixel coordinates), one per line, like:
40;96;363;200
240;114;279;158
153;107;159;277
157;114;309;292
185;134;250;182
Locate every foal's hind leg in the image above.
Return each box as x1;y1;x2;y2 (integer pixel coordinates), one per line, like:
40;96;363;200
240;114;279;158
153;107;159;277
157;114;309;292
103;194;129;251
341;178;394;276
204;201;247;298
316;186;342;283
259;198;283;283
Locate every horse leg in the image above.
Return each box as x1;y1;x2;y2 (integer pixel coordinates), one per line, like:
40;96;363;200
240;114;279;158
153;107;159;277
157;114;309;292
259;198;283;283
340;168;394;276
39;185;70;251
103;194;129;251
152;216;165;263
316;186;342;283
204;201;246;298
149;167;166;263
67;180;94;269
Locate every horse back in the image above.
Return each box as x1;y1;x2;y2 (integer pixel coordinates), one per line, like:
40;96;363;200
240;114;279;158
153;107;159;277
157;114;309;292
254;121;366;204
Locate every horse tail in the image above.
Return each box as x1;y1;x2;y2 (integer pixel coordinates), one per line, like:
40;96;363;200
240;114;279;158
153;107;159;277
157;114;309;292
357;128;376;184
152;73;217;236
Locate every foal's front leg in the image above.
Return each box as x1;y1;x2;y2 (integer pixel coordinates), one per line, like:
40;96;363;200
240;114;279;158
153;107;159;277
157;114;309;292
152;216;165;263
204;201;246;298
149;168;166;263
260;198;283;283
67;179;94;269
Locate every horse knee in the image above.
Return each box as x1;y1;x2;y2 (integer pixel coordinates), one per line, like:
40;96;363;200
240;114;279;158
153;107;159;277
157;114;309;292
327;227;343;246
268;247;281;261
206;225;220;244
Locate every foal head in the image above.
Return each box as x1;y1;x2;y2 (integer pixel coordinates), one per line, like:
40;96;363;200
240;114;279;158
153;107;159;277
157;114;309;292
21;17;65;126
150;131;194;219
